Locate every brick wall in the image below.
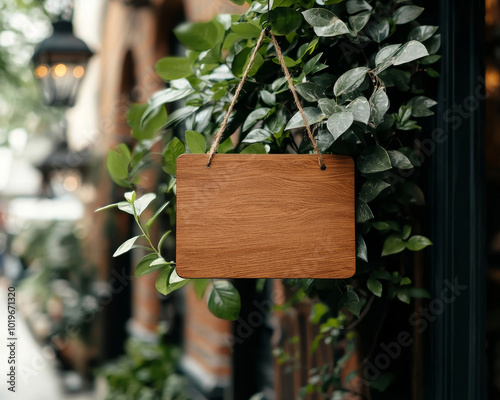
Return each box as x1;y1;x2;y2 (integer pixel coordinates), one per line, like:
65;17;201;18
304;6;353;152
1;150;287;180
90;0;182;354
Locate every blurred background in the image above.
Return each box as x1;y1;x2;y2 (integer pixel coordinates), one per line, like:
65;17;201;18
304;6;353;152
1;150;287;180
0;0;499;399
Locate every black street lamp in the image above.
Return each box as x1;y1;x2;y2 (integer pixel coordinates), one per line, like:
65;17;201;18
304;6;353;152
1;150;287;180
32;19;93;107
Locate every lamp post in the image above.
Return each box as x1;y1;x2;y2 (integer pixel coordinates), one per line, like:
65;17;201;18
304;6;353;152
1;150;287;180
31;17;93;196
32;19;93;107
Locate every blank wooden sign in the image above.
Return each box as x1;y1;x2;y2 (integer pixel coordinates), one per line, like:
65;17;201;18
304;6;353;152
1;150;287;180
176;154;355;279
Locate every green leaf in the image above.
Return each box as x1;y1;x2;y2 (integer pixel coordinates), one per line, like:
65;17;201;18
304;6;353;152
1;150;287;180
243;129;272;144
166;177;176;193
375;41;428;74
166;269;190;294
314;20;349;37
297;38;319;60
370;373;395;392
128;103;167;141
302;8;340;26
155;268;170;295
358;145;392;174
232;47;264;77
397;289;410;304
117;201;134;215
241;143;267;154
272;0;295;8
140;85;194;127
134;193;156;216
155;57;193;80
162;137;185;176
95;203;120;212
356;200;374;223
207;280;241;320
114;235;142;257
379;68;411;91
174;20;225;51
317;98;339;116
158;230;172;253
271;55;298;68
374;43;401;65
407;235;432;251
185;130;206;154
295;82;326;102
260;90;276;106
265;109;286;134
400;277;412;286
272;77;287;92
399;147;421;166
310;302;329;324
408;25;439;42
346;0;372;14
426;67;440;78
135;253;165;277
370;88;390;127
145;202;170;232
302;8;349;37
349;10;371;32
374;45;402;74
192;279;210;299
285;107;324;130
420;54;441;65
359;179;390;203
232;22;262;39
372;221;390;231
356;233;368;262
326;111;354;140
164;106;199;129
107;144;131;187
402;224;412;240
367;277;383;297
382;234;406;256
315;129;335;152
407;96;437;117
365;19;390;43
393;41;429;65
334;67;369;97
393;5;424;25
425;34;441;55
388;150;414;170
269;7;303;35
339;288;361;317
346;97;370;124
125;191;135;203
218;137;234;154
242;108;270;132
303;53;326;75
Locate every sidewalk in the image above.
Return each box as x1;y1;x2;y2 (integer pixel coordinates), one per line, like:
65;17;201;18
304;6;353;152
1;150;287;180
0;281;95;399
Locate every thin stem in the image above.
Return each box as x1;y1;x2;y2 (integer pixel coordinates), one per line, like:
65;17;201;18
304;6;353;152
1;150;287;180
346;295;375;331
133;205;160;256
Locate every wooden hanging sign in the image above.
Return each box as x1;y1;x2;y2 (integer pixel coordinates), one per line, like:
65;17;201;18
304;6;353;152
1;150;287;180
176;29;355;279
176;154;355;279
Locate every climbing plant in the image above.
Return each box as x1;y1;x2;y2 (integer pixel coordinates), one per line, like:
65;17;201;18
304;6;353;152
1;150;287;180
99;0;437;344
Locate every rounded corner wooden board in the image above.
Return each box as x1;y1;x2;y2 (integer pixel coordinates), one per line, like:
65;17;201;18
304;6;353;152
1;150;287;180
176;154;355;279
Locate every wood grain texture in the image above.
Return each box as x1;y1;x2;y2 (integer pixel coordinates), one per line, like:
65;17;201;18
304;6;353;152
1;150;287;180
176;154;355;279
